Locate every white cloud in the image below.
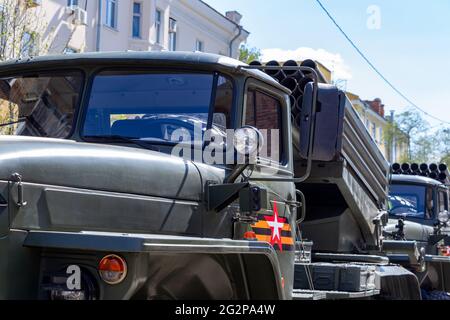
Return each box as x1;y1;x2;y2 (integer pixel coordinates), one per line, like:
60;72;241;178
260;47;352;81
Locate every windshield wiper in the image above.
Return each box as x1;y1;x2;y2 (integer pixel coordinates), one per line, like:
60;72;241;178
0;116;48;137
0;117;27;128
84;135;160;151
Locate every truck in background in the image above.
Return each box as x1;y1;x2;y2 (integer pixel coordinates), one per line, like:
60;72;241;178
385;163;450;299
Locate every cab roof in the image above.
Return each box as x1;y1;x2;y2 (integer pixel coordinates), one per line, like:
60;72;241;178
391;174;446;187
0;51;290;94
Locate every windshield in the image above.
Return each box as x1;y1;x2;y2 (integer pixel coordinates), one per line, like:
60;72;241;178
388;184;430;219
0;72;83;138
82;71;233;145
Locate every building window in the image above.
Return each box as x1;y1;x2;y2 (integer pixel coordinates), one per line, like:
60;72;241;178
195;40;204;52
155;9;162;44
168;18;177;51
67;0;79;7
378;127;383;143
132;2;141;38
105;0;117;29
372;123;377;140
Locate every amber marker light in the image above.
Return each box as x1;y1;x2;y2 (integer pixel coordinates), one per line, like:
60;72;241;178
98;254;127;285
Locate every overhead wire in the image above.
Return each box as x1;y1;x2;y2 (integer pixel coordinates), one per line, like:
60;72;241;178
315;0;450;125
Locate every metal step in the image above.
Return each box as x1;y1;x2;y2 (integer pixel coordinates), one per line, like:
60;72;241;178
292;289;380;300
292;289;326;300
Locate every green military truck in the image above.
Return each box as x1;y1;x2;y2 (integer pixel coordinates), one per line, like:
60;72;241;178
385;166;450;299
0;52;440;300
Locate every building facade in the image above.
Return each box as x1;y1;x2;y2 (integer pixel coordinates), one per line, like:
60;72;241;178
347;93;408;163
0;0;249;59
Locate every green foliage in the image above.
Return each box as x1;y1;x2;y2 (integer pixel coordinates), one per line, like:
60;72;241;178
383;120;407;162
437;127;450;156
394;109;429;160
411;135;436;163
0;0;49;61
395;110;428;136
239;44;261;64
441;154;450;165
383;120;406;146
388;108;450;163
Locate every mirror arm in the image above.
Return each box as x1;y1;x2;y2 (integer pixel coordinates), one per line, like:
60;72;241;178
225;164;249;184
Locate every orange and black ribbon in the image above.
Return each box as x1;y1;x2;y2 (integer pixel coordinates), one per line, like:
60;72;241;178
251;213;294;252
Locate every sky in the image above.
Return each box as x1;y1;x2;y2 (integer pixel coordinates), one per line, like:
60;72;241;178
204;0;450;127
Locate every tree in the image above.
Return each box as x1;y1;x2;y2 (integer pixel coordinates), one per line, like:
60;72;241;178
383;120;408;162
0;0;50;61
0;0;56;131
411;135;437;163
383;109;446;163
395;109;429;160
239;44;261;64
436;127;450;165
437;127;450;155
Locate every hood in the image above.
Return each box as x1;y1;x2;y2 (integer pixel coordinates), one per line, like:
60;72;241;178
386;218;433;242
0;136;224;201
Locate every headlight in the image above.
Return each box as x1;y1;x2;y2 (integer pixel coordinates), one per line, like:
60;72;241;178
438;210;449;224
233;126;264;157
51;289;86;301
43;267;99;300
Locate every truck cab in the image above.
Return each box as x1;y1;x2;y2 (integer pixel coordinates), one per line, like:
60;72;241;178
0;51;304;300
386;175;449;247
385;174;450;296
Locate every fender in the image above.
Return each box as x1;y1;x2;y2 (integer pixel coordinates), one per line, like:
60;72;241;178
24;230;286;299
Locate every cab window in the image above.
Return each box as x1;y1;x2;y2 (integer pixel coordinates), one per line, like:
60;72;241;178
244;88;283;163
83;71;233;145
439;190;449;212
0;72;83;138
426;187;434;219
388;184;435;219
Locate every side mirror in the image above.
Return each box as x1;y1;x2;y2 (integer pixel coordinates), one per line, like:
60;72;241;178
299;83;345;161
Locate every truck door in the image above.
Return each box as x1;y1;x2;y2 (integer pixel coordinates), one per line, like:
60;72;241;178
242;81;296;298
0;181;9;299
0;181;8;238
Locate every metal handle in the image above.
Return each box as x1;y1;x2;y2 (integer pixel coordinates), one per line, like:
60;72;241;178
10;173;27;207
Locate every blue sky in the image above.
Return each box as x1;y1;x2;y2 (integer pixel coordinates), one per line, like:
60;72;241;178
204;0;450;126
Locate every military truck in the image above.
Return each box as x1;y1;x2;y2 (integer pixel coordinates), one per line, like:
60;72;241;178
384;165;450;298
0;52;436;300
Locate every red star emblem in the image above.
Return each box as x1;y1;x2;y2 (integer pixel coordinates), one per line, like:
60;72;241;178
264;201;286;251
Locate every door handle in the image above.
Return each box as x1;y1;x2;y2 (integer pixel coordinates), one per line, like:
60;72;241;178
10;173;27;207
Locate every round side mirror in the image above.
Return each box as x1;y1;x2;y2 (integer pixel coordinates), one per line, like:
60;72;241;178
233;126;264;161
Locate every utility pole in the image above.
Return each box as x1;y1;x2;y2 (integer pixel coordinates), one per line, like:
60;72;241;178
390;110;395;163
